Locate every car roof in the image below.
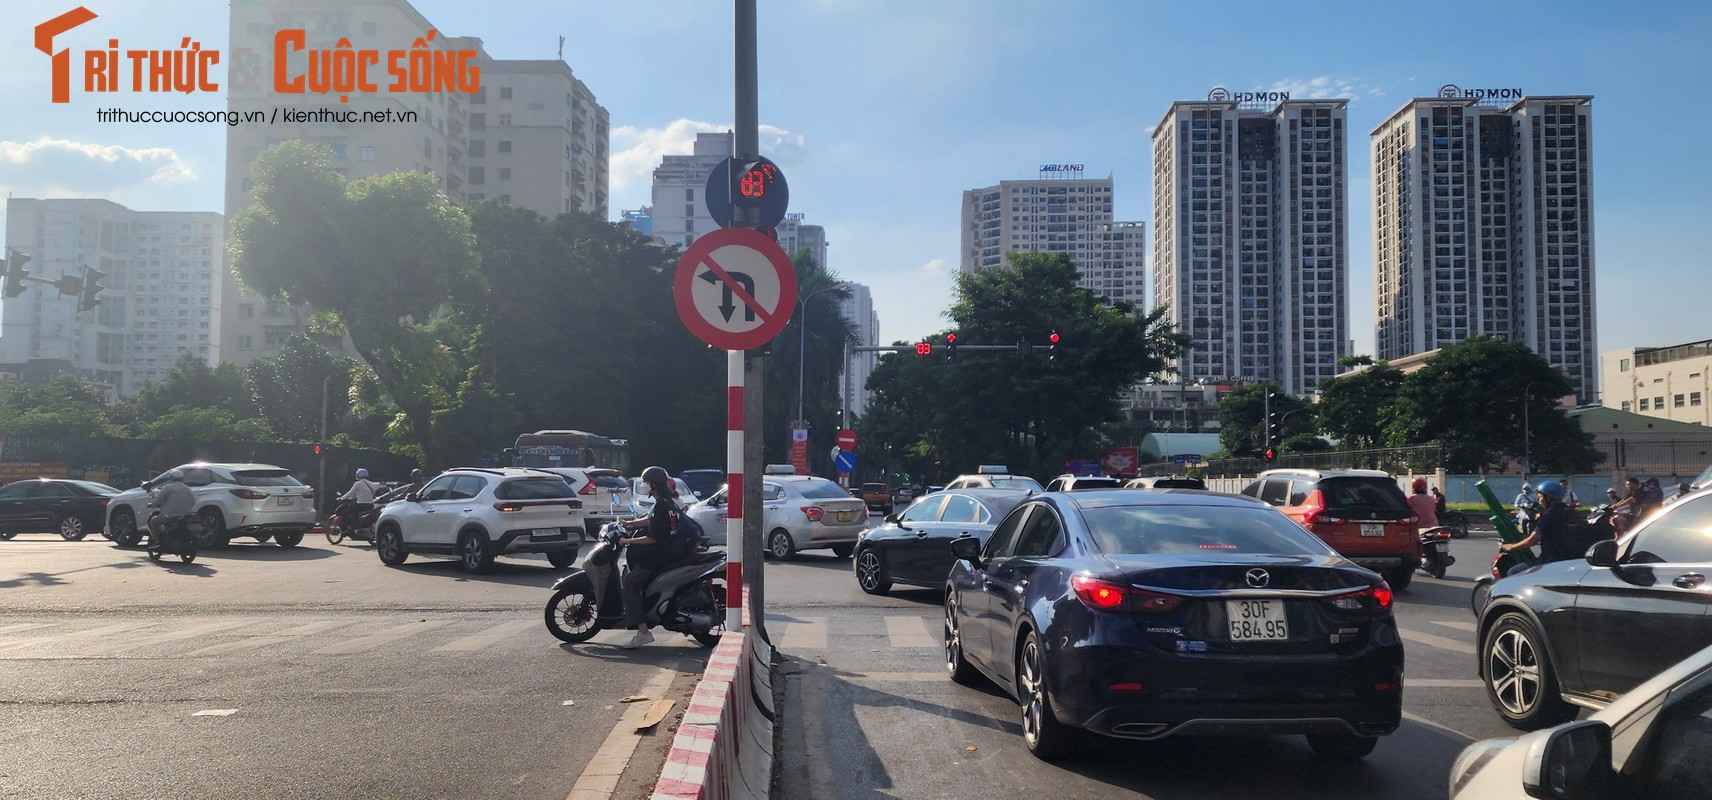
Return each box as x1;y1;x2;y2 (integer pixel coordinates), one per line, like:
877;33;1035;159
1255;468;1393;480
1052;489;1266;509
447;467;572;479
177;462;292;472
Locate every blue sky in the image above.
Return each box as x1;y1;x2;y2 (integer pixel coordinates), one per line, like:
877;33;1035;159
4;0;1710;357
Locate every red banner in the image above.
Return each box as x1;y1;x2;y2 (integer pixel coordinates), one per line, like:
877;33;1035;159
790;440;809;476
0;461;71;482
1100;448;1140;478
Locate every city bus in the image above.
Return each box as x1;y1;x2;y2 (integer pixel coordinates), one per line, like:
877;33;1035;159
508;430;630;473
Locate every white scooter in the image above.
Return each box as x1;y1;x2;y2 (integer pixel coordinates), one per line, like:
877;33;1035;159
543;522;726;647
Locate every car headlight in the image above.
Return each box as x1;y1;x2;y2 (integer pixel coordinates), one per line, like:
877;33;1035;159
1450;738;1513;795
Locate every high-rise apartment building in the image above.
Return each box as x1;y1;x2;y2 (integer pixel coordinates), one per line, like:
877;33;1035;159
650;132;733;250
620;208;653;237
777;214;828;268
1;199;223;396
959;171;1145;306
223;0;609;364
1372;90;1596;401
1151;93;1350;395
837;283;880;418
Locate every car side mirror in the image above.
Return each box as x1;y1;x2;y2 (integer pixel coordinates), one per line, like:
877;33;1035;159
1585;539;1620;569
950;536;983;567
1523;720;1614;799
884;513;901;525
404;493;421;503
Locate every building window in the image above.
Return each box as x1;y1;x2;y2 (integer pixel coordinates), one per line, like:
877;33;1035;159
238;304;254;318
1621;401;1632;412
1677;394;1688;408
468;139;484;158
685;188;695;201
237;335;253;350
498;194;511;204
684;236;693;247
468;166;484;185
469;193;485;201
423;137;432;158
1694;393;1704;407
359;147;374;161
470;114;485;131
498;114;512;127
686;219;695;232
498;140;512;154
499;87;512;100
1657;396;1666;408
1640;399;1650;411
1619;358;1630;371
498;168;511;182
264;326;294;346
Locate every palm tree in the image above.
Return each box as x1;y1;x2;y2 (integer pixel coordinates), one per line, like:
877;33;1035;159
762;250;857;473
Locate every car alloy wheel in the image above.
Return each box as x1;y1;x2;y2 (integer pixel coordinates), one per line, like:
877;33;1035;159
944;594;977;686
59;515;85;540
1020;638;1046;745
856;550;889;593
1488;627;1544;717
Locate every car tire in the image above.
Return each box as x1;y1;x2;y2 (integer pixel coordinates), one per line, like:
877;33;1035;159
110;508;141;547
544;580;603;644
58;514;90;541
855;549;892;595
766;528;797;560
830;543;854;559
1306;734;1378;761
375;525;408;566
547;550;576;569
1386;567;1413;591
0;531;16;541
459;530;494;574
198;509;229;548
1018;630;1076;760
1483;612;1577;730
273;530;304;548
945;590;979;686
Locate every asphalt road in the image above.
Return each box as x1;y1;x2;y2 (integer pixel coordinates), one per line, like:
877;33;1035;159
0;533;713;800
764;527;1531;800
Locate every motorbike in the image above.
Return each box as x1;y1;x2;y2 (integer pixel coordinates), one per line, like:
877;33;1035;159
323;486;407;545
1418;525;1457;579
1438;508;1471;538
146;512;201;564
1470;503;1617;616
543;521;726;648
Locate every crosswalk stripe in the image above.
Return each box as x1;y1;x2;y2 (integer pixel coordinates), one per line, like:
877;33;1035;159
1430;620;1478;633
0;623;57;636
79;620;253;656
313;620;450;655
884;616;937;648
777;617;828;650
187;620;358;656
433;620;536;652
1400;628;1476;655
0;621;156;652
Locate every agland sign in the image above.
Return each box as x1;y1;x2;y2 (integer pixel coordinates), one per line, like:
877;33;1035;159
1437;84;1524;100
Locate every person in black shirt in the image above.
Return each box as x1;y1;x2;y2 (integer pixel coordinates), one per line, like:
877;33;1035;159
1502;480;1579;575
616;466;681;649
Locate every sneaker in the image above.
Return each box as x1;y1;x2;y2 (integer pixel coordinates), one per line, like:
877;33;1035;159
620;630;654;649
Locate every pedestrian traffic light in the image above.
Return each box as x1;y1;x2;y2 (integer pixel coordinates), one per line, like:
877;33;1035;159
914;341;932;357
945;332;957;363
2;250;30;298
78;266;105;311
1048;331;1060;362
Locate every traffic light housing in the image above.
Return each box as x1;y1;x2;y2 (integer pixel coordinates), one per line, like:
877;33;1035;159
945;332;957;363
78;267;106;311
914;341;932;357
313;443;324;456
2;249;30;298
1264;447;1276;462
1267;411;1283;446
1048;331;1060;362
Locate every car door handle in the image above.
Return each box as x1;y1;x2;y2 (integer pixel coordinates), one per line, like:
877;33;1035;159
1674;573;1705;589
461;507;473;512
915;532;928;538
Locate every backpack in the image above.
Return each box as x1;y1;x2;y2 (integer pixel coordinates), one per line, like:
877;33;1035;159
1643;479;1665;509
1556;511;1607;562
673;505;705;555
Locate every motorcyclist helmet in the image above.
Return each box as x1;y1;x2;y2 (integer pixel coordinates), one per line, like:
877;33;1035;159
410;469;424;481
1411;477;1428;492
641;465;670;485
166;469;185;482
1537;480;1567;501
1520;482;1533;492
355;468;369;479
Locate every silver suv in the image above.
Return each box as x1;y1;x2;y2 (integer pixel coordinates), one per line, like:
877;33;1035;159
105;463;316;548
374;468;584;573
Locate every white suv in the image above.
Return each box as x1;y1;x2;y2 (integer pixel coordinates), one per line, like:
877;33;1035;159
540;467;631;539
105;463;317;548
373;468;584;573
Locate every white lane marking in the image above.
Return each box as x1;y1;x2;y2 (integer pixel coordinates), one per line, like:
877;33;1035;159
79;620;252;656
192;709;238;717
1403;710;1476;741
433;619;536;652
0;623;57;636
1400;627;1476;655
564;667;678;800
778;617;827;650
1430;620;1479;633
313;620;450;655
844;671;946;682
187;620;357;656
1408;678;1485;688
0;621;156;652
884;616;937;649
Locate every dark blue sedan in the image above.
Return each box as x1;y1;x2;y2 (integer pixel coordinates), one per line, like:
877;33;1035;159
944;489;1404;760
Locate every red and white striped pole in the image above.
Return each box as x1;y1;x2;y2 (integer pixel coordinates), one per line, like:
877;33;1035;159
725;349;744;631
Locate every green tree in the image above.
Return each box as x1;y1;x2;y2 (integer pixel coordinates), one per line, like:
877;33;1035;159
229;142;481;468
0;375;126;439
1384;336;1602;473
245;333;360;443
1314;358;1404;451
138;406;275;443
130;351;256;421
1216;383;1314;458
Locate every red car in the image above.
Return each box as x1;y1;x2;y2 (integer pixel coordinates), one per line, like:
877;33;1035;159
1242;469;1422;589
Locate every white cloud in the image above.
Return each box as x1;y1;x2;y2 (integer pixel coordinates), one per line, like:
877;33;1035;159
608;118;808;194
1264;76;1384;101
0;136;196;196
918;257;947;275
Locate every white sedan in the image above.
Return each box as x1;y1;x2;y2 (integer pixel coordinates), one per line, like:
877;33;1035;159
684;476;868;559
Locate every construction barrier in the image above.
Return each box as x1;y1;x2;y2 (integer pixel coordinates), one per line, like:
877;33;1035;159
652;594;774;800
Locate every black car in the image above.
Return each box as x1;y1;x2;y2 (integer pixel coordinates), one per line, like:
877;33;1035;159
1475;486;1712;731
677;469;725;501
944;490;1403;761
853;488;1028;595
0;478;121;541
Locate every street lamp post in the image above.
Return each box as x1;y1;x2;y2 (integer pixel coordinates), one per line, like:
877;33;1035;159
1522;380;1538;480
794;283;845;427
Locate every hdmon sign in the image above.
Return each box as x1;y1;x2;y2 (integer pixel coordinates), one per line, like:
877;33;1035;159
1437;84;1524;100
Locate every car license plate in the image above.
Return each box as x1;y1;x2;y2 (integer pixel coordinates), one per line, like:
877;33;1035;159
836;511;854;523
530;528;561;539
274;495;295;507
1360;523;1385;537
1227;599;1288;641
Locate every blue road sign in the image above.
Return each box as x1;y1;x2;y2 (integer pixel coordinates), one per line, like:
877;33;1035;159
834;451;857;473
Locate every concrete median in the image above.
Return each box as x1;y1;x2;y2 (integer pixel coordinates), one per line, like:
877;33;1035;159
652;593;774;800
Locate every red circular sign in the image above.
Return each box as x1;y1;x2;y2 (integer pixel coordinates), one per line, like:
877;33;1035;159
836;429;858;451
673;228;799;351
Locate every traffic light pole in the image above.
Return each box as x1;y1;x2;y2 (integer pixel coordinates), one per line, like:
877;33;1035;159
733;0;764;639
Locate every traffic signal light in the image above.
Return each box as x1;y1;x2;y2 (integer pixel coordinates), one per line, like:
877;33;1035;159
78;266;106;311
2;249;30;298
732;159;780;208
1267;411;1282;446
914;341;932;357
945;332;957;363
313;443;324;456
1264;447;1276;462
1048;331;1060;362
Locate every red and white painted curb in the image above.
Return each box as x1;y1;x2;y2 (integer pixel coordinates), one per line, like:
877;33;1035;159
652;592;774;800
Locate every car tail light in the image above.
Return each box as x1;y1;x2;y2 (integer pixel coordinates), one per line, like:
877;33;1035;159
493;503;522;512
1107;682;1145;692
229;489;268;500
802;506;824;522
1325;583;1394;615
1070;575;1184;614
579;482;598;496
566;499;583;510
98;498;110;507
303;488;316;499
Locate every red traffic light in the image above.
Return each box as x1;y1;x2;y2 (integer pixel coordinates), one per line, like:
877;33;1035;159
915;341;932;356
946;333;956;344
1049;332;1061;345
1264;448;1276;461
313;443;323;456
737;162;778;202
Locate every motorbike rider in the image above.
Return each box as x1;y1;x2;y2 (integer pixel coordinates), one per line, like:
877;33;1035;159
1513;482;1538;530
615;466;684;649
1406;477;1438;528
147;469;196;547
335;468;384;523
1500;480;1578;576
1431;486;1448;516
1611;476;1645;532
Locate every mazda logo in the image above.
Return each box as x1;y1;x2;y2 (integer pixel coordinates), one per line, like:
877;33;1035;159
1245;568;1270;588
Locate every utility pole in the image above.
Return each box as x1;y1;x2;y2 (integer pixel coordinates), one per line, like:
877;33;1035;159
735;0;766;641
319;376;329;517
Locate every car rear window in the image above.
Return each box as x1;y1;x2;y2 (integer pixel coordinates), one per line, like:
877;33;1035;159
1070;477;1121;490
1318;477;1410;517
797;479;852;499
496;478;574;500
1083;505;1337;557
587;470;629;490
862;483;887;492
233;470;304;487
1152;479;1208;490
990;477;1044;491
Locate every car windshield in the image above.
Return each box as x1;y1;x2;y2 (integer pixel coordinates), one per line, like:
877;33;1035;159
1082;505;1337;557
797;478;852;499
495;478;574;500
1696;465;1712;489
1318;477;1410;515
862;483;886;492
232;470;304;487
989;476;1044;491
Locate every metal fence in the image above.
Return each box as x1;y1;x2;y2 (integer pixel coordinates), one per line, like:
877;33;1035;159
1592;438;1712;480
1136;445;1446;480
